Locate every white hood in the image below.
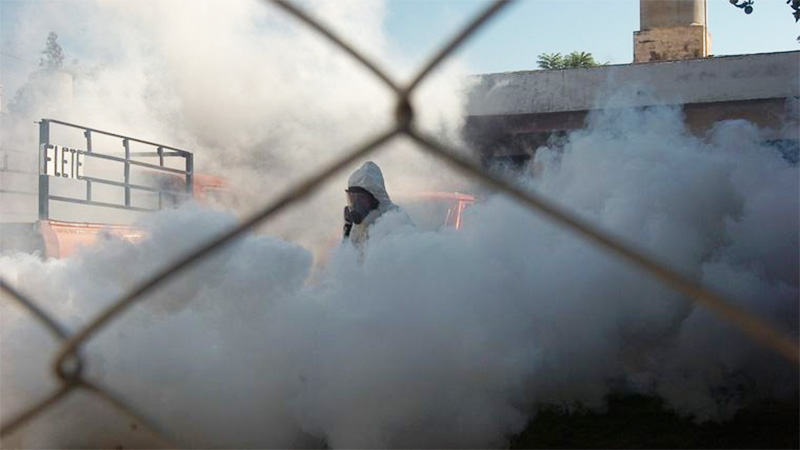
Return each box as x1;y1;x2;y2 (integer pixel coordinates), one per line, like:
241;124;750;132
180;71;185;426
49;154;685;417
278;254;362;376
345;161;413;252
347;161;392;207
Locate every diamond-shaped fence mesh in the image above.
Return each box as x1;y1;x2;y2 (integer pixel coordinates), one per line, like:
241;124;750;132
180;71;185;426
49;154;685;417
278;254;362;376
0;0;797;447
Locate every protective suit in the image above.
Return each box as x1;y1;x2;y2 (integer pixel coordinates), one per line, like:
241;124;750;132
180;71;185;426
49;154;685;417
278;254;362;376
343;161;411;250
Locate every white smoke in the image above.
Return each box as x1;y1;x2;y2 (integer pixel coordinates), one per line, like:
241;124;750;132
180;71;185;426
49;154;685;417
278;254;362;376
2;100;797;448
1;0;798;448
1;0;473;248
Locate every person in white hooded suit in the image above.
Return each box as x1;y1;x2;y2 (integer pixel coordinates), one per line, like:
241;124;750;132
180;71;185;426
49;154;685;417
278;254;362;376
343;161;412;250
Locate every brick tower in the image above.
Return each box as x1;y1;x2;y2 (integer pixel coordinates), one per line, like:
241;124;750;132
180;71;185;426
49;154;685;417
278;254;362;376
634;0;711;63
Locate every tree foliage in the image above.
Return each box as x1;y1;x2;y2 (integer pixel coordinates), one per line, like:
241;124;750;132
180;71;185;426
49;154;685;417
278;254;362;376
536;53;563;70
39;32;64;70
563;51;600;68
536;51;602;70
729;0;799;21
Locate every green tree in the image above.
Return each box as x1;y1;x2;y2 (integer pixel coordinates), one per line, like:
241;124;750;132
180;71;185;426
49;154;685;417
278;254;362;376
39;32;64;70
729;0;799;41
729;0;799;21
537;51;603;70
563;51;600;68
536;52;564;70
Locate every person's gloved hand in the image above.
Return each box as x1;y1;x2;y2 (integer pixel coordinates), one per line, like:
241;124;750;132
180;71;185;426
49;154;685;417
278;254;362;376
343;206;354;238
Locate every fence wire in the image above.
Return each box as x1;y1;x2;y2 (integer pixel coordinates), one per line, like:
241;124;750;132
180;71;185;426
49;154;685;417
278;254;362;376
1;0;798;446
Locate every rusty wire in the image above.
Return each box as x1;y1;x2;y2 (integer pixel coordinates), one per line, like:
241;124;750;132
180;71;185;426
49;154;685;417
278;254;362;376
0;278;70;340
81;379;181;448
0;384;75;439
270;0;402;94
405;128;800;364
0;279;179;446
1;0;798;446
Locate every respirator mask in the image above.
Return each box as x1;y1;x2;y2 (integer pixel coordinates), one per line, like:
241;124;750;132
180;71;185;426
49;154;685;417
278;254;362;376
344;187;379;225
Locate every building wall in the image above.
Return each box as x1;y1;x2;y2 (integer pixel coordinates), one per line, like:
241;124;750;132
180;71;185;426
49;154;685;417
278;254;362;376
468;52;798;116
465;51;799;164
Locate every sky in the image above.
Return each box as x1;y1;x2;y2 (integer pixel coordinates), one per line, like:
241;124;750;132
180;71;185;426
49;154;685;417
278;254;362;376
383;0;800;73
1;0;798;95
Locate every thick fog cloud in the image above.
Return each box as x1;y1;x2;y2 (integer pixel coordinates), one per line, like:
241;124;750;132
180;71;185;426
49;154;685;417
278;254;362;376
2;100;797;447
1;1;797;448
1;0;473;248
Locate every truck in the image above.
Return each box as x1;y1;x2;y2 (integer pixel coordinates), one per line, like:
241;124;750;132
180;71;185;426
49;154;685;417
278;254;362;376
1;119;475;261
397;191;475;232
0;119;229;259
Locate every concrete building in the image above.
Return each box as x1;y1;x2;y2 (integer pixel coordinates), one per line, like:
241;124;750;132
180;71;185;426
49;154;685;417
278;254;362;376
464;0;799;167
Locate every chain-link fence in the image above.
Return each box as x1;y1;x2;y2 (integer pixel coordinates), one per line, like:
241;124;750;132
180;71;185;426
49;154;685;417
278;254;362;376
1;0;798;447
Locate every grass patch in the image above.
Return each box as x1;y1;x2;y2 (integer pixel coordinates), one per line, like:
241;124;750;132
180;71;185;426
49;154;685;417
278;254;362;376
510;393;799;449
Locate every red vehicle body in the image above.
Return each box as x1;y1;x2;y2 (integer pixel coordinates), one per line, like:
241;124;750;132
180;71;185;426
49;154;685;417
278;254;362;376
37;219;145;259
397;191;475;232
38;174;231;259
